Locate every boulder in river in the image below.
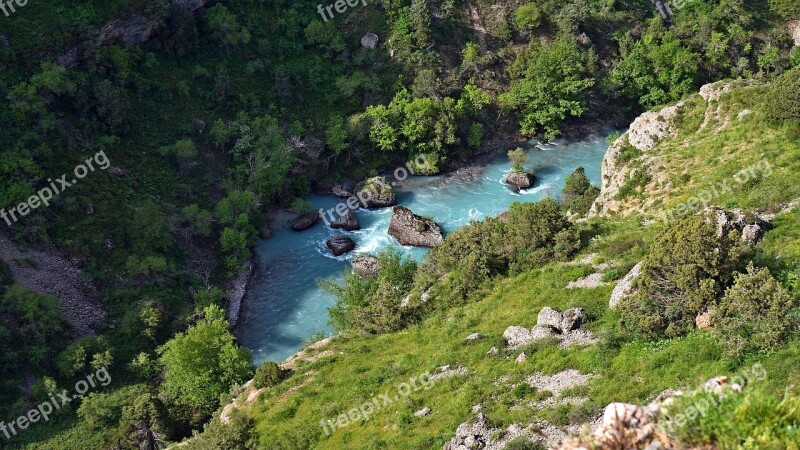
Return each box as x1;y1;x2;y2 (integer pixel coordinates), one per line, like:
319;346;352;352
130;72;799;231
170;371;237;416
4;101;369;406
388;206;444;247
505;171;535;189
326;235;356;256
331;208;360;231
352;255;379;277
355;177;396;208
291;212;320;231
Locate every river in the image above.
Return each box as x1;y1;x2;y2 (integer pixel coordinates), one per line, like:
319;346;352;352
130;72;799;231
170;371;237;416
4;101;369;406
236;127;615;364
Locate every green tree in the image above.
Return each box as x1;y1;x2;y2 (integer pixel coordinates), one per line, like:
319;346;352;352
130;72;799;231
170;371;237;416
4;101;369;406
507;147;529;172
205;4;251;49
514;4;542;30
158;305;252;414
562;166;599;216
500;39;595;139
409;0;431;45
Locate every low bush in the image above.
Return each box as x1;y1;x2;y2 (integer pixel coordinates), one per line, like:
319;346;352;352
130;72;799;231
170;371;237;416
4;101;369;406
253;361;285;389
713;263;800;358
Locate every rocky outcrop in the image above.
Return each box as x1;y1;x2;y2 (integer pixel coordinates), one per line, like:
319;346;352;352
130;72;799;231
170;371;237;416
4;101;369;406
355;177;396;208
0;235;106;337
789;20;800;46
291;212;319;231
331;209;360;231
388;206;444;247
589;100;684;217
228;260;254;328
704;207;769;244
504;307;594;349
609;262;642;309
260;219;273;239
361;33;379;49
505;171;535;189
556;375;746;449
99;16;159;46
443;413;491;450
352;255;379;277
331;180;357;198
326;236;356;256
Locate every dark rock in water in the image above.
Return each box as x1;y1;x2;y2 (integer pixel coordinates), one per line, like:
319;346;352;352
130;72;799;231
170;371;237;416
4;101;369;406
332;185;353;198
327;235;356;256
505;171;535;189
260;219;273;239
292;212;319;231
352;255;379;277
388;206;444;247
355;177;396;208
331;209;360;231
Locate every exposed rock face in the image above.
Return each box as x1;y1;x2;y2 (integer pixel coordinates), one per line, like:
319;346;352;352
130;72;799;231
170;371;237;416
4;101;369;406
361;32;379;49
703;207;769;244
291;212;319;231
505;171;535;189
588;100;684;217
331;208;360;231
0;235;106;337
537;307;564;331
695;310;714;329
326;236;356;256
442;413;491;450
388;206;444;247
465;332;483;341
260;219;273;239
355;177;396;208
99;16;159;47
331;184;353;198
790;20;800;46
503;326;533;349
504;307;594;350
561;308;585;332
609;262;642;309
228;260;254;328
352;255;379;277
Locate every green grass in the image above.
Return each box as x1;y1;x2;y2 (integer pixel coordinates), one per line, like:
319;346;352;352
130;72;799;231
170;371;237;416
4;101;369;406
196;224;800;449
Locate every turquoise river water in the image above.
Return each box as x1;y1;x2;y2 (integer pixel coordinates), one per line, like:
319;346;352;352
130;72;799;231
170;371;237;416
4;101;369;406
236;127;615;364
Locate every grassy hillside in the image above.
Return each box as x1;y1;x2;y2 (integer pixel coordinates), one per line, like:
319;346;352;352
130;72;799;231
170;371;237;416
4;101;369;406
0;0;798;448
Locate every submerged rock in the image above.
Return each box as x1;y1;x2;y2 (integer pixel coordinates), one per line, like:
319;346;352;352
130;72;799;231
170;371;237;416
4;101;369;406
388;206;444;247
291;212;319;231
326;235;356;256
505;171;535;189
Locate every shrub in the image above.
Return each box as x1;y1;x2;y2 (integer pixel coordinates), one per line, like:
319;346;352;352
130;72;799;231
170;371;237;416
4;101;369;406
507;147;529;172
562;167;600;216
764;66;800;133
619;216;745;339
253;361;285;389
713;263;799;357
323;247;417;334
513;4;542;30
